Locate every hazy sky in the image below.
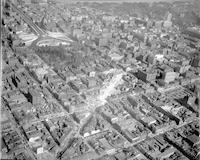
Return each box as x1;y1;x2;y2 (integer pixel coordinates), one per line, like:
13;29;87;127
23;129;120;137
54;0;192;3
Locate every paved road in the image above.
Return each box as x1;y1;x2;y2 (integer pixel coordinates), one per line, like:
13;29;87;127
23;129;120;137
11;2;74;49
11;3;46;36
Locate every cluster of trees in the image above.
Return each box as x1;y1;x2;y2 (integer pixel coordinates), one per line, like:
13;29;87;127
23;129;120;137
36;45;67;59
35;45;70;65
35;45;83;68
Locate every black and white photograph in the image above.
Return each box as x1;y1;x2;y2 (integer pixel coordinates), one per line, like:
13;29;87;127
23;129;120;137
1;0;200;160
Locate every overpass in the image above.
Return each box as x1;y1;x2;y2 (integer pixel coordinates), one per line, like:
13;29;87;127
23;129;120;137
11;3;47;36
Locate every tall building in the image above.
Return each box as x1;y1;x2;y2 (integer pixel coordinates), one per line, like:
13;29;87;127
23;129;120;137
163;12;173;28
167;12;172;22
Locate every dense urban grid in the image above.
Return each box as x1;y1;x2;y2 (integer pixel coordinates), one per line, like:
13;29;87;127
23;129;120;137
1;0;200;160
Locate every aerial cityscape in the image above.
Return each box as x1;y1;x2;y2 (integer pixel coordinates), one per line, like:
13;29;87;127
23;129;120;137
1;0;200;160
